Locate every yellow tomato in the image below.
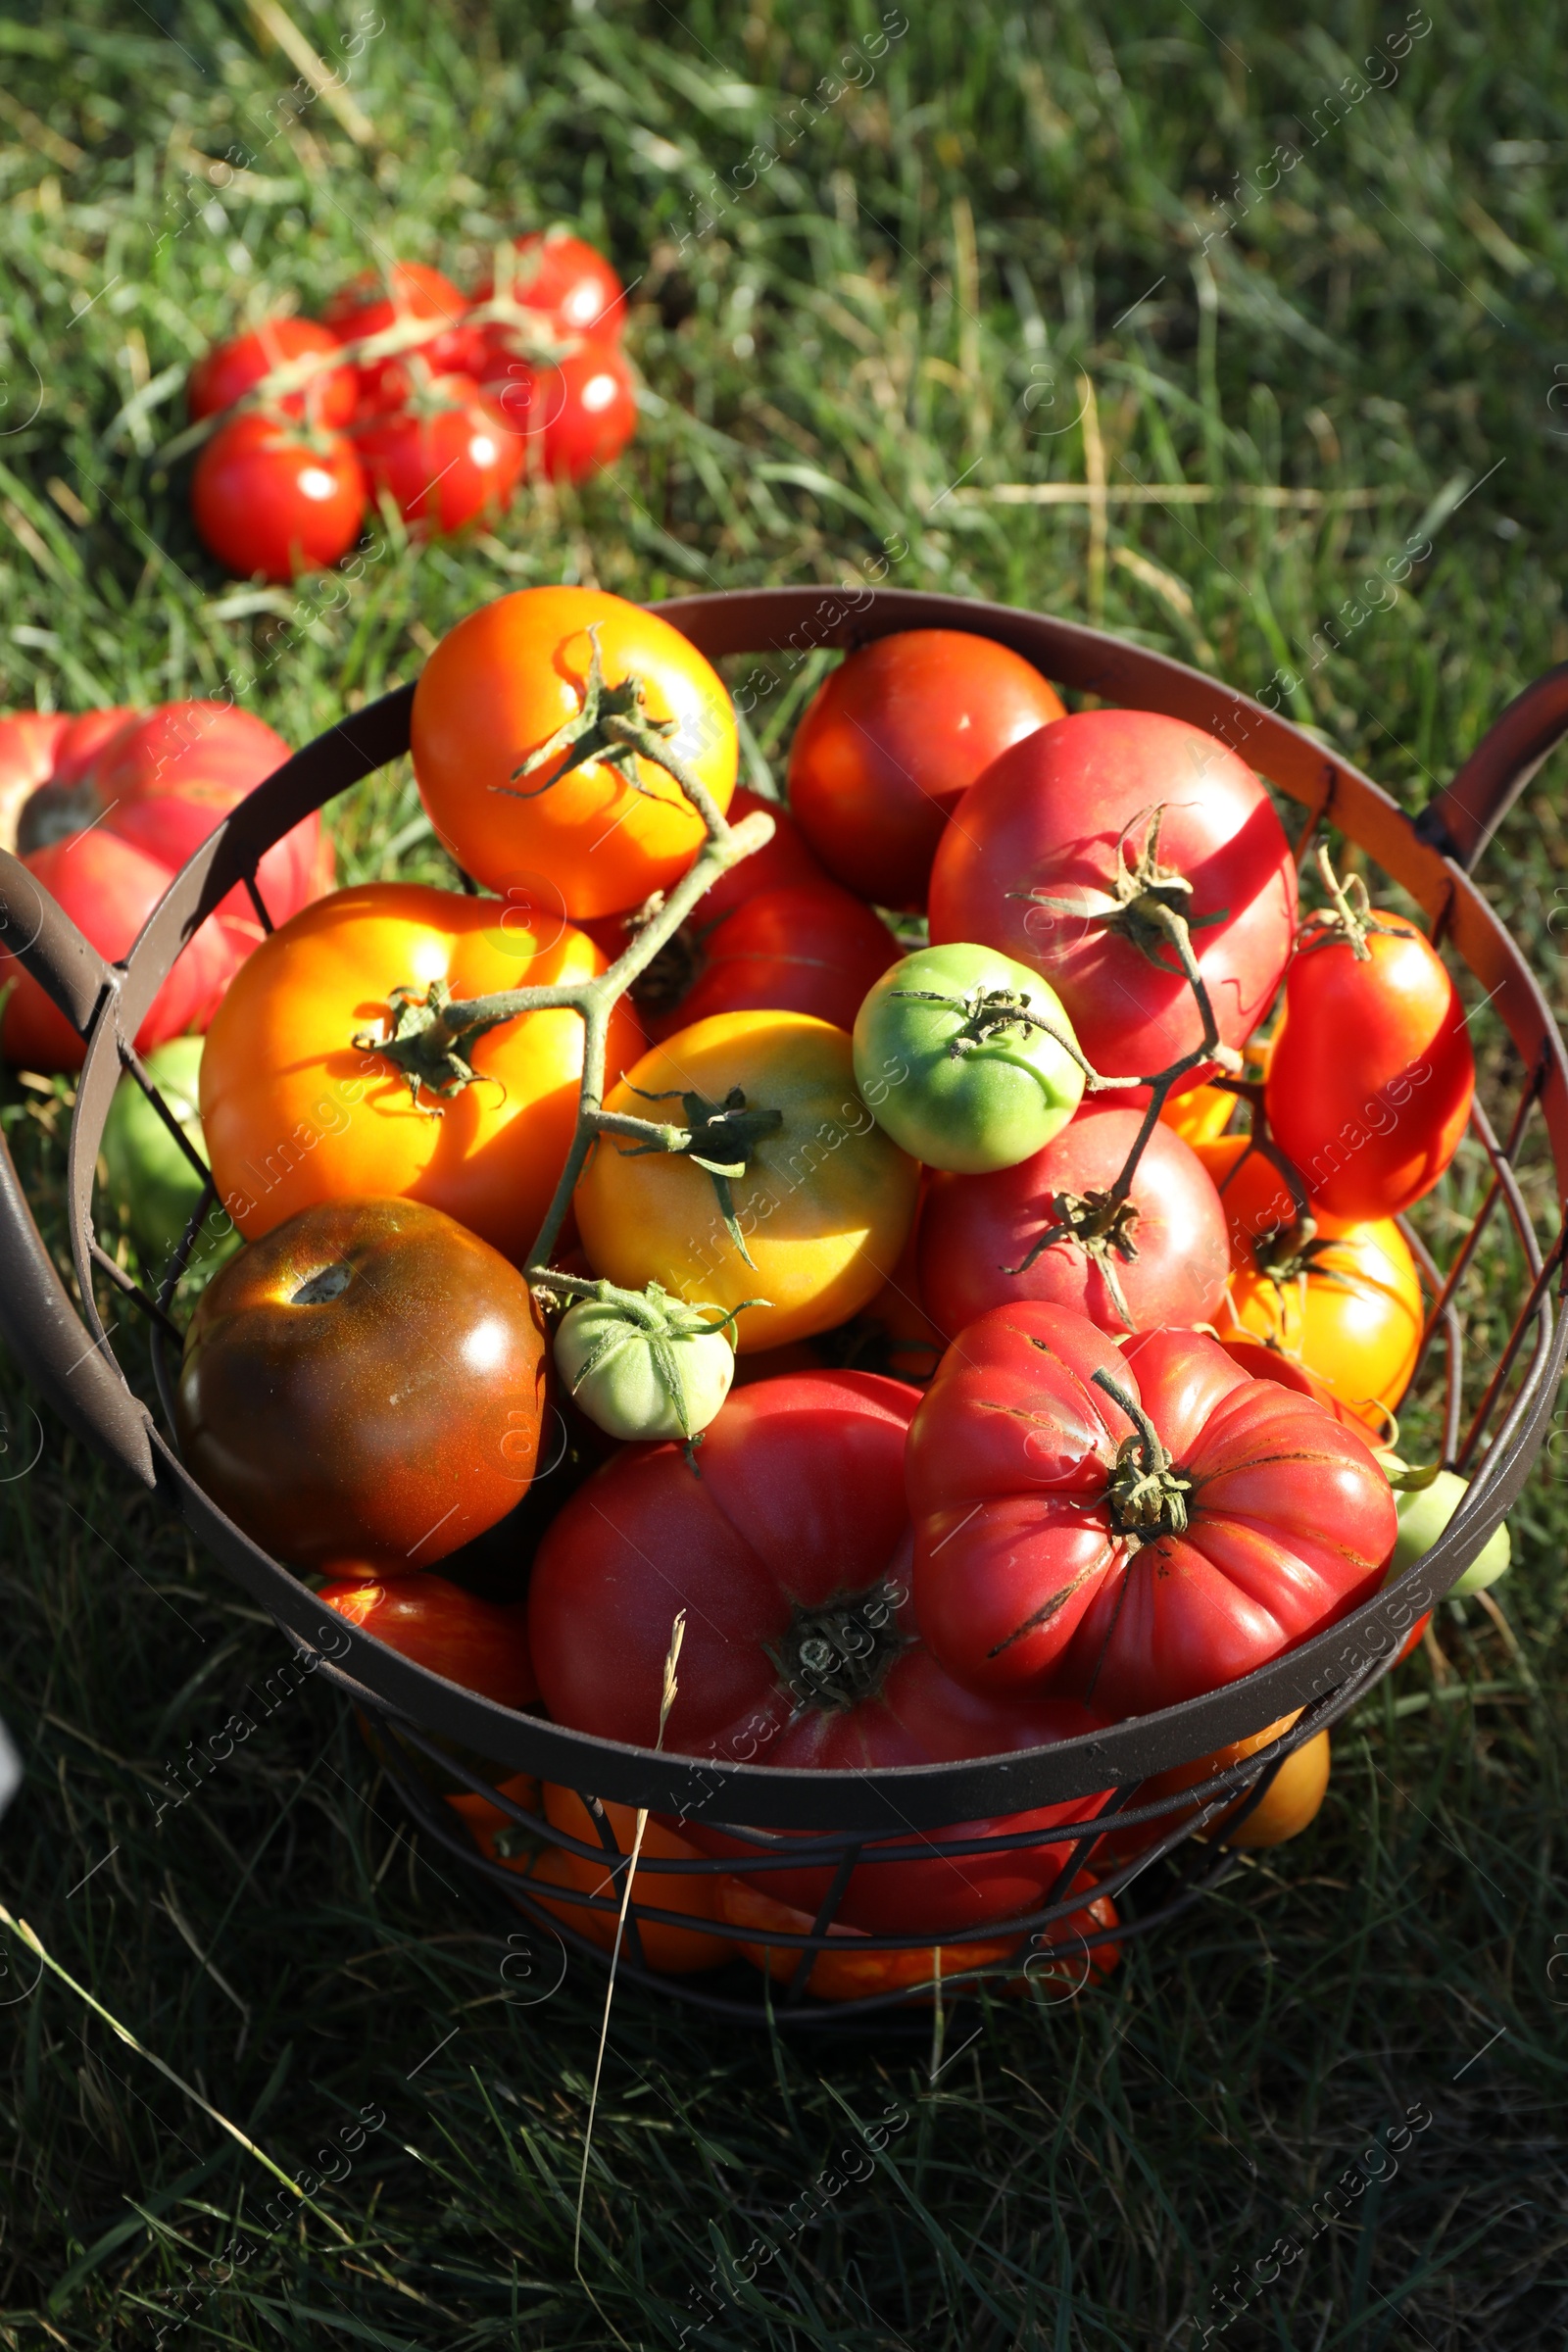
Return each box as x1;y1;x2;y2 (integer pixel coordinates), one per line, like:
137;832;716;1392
1198;1135;1422;1437
410;586;738;920
1160;1080;1239;1149
573;1010;919;1352
200;881;643;1262
1201;1729;1331;1849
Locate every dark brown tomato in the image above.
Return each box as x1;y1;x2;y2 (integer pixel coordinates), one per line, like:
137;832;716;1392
786;630;1066;909
174;1198;547;1576
918;1102;1230;1339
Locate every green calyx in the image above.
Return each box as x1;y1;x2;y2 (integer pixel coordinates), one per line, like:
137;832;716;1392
495;624;689;808
617;1082;783;1269
766;1579;914;1713
1008;1187;1143;1329
889;981;1093;1076
353;976;517;1110
1015;803;1226;974
1093;1368;1192;1544
1300;845;1407;964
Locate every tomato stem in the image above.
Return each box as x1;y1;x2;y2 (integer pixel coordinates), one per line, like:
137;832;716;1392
1091;1369;1192;1541
1301;845;1405;960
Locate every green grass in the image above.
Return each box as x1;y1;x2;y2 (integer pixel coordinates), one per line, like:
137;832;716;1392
3;1;1568;2344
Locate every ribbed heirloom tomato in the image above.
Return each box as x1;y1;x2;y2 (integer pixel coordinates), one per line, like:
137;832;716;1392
928;709;1298;1082
411;587;737;921
918;1102;1229;1340
573;1010;919;1350
199;881;643;1258
527;1369;1111;1935
1198;1136;1422;1436
906;1302;1396;1716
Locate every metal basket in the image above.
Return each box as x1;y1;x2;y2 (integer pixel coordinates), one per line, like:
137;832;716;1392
2;587;1565;2028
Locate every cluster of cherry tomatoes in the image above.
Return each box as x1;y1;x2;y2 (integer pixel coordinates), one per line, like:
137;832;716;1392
9;585;1507;1998
186;234;637;583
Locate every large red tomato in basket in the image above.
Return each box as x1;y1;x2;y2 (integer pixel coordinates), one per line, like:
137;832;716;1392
527;1370;1112;1934
928;709;1298;1085
906;1302;1396;1719
0;703;326;1071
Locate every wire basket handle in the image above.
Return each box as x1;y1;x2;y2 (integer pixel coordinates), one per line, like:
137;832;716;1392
1416;659;1568;870
0;848;158;1488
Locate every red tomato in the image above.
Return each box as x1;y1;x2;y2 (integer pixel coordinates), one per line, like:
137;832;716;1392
641;882;900;1040
1;701;323;1071
787;630;1066;909
528;1370;1110;1934
928;710;1298;1082
918;1102;1230;1340
578;788;831;966
477;338;638;482
1264;910;1474;1218
906;1303;1396;1716
474;230;626;341
322;261;477;411
192;414;367;582
319;1574;538;1708
188;318;356;427
355;376;522;535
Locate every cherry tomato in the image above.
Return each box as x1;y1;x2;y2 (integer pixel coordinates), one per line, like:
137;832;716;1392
188;318;356;427
527;1368;1111;1935
1;701;321;1072
354;375;522;535
410;587;737;921
787;629;1066;909
641;882;900;1040
477;338;638;482
175;1198;548;1576
906;1304;1396;1715
322;261;478;411
1264;905;1474;1219
1198;1135;1423;1437
574;1010;920;1351
319;1574;538;1708
928;709;1298;1082
191;413;366;581
474;230;626;340
199;881;643;1260
918;1102;1229;1340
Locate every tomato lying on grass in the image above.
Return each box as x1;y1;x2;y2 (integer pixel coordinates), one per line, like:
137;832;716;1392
906;1302;1396;1717
175;1198;547;1576
192;413;367;581
355;375;521;533
188;318;357;426
474;229;627;341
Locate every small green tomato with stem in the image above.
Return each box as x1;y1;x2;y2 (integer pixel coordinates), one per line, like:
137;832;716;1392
1378;1453;1511;1596
852;941;1088;1173
552;1280;761;1446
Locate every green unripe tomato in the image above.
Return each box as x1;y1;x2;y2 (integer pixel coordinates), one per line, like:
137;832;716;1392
852;942;1086;1173
100;1036;239;1276
554;1283;740;1443
1378;1454;1511;1596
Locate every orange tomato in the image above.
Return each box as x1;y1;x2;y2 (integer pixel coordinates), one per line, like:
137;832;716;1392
410;587;738;920
717;1878;1020;2001
1100;1711;1301;1864
533;1788;735;1973
1204;1730;1330;1848
1160;1080;1240;1150
200;882;642;1261
573;1010;919;1352
1198;1136;1422;1436
445;1772;541;1838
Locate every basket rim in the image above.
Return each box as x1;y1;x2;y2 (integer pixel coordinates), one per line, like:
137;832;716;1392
14;583;1568;1831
